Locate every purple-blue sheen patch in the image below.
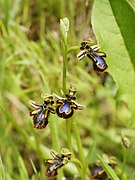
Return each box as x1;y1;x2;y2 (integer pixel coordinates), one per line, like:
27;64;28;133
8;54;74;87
94;54;105;68
60;103;70;114
92;166;103;176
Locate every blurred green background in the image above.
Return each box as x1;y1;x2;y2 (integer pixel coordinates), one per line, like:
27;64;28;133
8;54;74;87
0;0;135;179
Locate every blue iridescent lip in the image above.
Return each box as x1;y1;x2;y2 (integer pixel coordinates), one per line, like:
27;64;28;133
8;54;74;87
92;166;103;176
60;103;70;114
45;148;71;178
78;41;108;73
29;99;55;129
54;87;84;119
36;110;45;124
94;54;105;68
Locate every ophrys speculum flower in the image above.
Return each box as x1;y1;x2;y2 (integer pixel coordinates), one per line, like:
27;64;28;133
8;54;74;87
54;86;84;119
29;96;55;129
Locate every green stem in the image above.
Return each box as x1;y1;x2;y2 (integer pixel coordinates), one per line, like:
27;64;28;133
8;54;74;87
60;18;86;179
121;147;127;179
49;116;62;180
66;119;73;153
62;36;83;179
62;41;86;178
49;116;59;151
67;46;80;54
73;120;86;180
66;118;83;171
62;41;67;94
61;32;72;152
66;118;84;178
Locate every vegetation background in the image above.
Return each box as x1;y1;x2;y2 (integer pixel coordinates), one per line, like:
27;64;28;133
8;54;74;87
0;0;135;179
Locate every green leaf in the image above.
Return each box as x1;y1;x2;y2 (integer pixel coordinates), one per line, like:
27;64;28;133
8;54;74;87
70;158;82;168
67;46;80;53
0;156;12;180
10;0;22;20
97;154;119;180
92;0;135;126
128;0;135;13
60;17;69;45
18;156;29;180
109;0;135;68
30;159;38;174
84;142;95;173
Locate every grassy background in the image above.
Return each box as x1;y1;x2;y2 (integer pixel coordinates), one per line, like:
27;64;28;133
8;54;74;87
0;0;135;179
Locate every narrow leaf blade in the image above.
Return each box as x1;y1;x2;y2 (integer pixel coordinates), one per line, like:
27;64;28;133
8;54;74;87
97;154;119;180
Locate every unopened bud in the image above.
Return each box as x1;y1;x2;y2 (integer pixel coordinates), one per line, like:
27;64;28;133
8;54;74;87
121;136;130;148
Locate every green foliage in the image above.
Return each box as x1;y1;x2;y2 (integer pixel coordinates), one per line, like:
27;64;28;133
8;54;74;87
92;0;135;126
0;156;12;180
0;0;135;179
18;156;29;180
97;155;119;180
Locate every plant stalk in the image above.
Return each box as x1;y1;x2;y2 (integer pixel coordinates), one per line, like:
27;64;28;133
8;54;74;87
73;120;86;180
49;116;62;180
62;42;67;94
121;147;127;179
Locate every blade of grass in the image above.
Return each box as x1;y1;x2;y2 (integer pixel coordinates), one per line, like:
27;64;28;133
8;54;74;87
97;154;119;180
18;156;29;180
